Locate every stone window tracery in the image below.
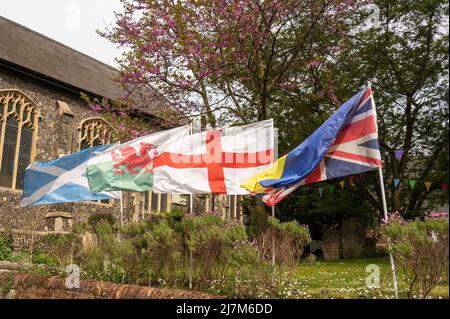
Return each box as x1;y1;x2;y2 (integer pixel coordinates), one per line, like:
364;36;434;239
78;117;117;149
78;117;117;204
0;90;40;190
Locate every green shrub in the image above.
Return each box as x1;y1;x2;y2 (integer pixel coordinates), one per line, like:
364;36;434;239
71;222;87;235
32;210;313;298
32;252;57;266
245;205;269;240
165;207;184;222
40;233;78;267
88;213;115;227
305;253;316;265
181;213;248;287
0;235;13;261
258;217;311;266
144;219;183;284
381;212;449;298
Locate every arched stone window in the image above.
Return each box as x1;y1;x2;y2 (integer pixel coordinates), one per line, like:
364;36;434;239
0;90;40;190
78;117;117;149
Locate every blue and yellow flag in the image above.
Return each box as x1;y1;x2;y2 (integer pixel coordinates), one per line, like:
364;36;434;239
241;86;382;206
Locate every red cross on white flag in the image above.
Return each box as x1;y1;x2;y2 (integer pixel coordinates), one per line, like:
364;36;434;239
151;120;274;194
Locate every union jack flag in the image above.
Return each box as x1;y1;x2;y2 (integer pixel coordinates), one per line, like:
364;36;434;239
257;87;381;206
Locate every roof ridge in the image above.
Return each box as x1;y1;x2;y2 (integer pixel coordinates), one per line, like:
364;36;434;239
0;15;118;71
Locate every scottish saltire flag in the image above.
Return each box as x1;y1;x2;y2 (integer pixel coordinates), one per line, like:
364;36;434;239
21;144;121;206
241;86;381;206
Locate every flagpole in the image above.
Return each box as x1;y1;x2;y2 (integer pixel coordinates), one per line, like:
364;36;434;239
377;167;398;298
120;191;124;227
117;140;124;228
189;121;194;216
189;121;194;290
369;82;399;299
271;126;277;283
271;205;276;282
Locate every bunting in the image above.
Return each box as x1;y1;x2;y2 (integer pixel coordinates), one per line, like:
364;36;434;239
394;149;404;161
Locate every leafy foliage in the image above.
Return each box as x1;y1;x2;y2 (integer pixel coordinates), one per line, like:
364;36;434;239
99;0;448;223
0;235;13;261
276;184;375;238
330;0;449;216
102;0;360;128
31;211;313;297
381;212;449;298
87;213;115;228
40;233;78;267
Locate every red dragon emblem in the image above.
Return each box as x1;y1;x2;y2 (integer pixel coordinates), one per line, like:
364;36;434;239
112;142;159;175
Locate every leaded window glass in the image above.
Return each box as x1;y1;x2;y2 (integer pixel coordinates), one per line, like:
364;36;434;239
78;117;117;204
0;90;40;190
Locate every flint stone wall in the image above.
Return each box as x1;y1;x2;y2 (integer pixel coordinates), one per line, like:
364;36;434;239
0;65;139;246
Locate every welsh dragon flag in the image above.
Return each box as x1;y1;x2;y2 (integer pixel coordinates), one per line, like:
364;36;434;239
86;120;274;194
87;125;190;193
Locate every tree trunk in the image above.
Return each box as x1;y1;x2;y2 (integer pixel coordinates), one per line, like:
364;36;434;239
392;188;401;212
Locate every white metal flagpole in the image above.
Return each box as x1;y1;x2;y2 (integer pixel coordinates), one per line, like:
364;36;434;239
120;191;124;227
369;82;399;298
189;121;194;215
189;121;194;290
377;167;399;298
117;141;124;228
271;127;278;282
271;205;276;281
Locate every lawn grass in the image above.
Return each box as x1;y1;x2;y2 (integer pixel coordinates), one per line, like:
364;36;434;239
293;258;449;299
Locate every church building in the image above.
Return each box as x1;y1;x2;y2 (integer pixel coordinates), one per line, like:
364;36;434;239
0;16;241;249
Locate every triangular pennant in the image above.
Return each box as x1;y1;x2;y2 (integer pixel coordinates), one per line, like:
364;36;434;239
425;181;432;192
394;178;401;188
348;176;354;186
329;185;336;194
409;179;416;189
386;177;393;185
395;149;404;161
318;187;324;197
442;183;448;190
339;180;345;190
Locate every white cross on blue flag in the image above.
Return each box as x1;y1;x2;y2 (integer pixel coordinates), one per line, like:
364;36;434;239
21;144;121;206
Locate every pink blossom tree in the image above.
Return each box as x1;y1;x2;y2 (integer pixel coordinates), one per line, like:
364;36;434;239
102;0;359;128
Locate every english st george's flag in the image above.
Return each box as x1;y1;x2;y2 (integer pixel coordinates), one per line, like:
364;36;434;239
87;120;274;194
241;86;382;206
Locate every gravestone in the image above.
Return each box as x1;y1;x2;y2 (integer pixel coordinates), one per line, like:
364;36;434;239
341;217;366;259
321;230;340;260
321;217;368;260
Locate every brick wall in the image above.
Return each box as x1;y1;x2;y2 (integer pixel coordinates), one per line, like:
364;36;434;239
0;272;223;299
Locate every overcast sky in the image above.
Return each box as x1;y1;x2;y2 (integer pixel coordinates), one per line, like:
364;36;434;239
0;0;123;67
